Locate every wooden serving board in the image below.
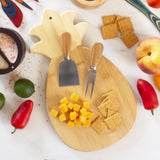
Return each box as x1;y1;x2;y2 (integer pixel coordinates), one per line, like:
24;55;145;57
46;45;137;151
29;9;137;151
71;0;106;9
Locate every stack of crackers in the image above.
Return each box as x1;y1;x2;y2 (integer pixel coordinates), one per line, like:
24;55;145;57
91;90;122;135
101;15;139;48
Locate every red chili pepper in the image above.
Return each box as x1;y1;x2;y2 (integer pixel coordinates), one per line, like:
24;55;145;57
11;100;33;134
137;79;159;115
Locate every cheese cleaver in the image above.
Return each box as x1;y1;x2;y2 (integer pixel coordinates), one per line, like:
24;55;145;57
59;32;80;87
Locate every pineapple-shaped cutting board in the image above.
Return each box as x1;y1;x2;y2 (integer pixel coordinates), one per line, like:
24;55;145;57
29;9;137;151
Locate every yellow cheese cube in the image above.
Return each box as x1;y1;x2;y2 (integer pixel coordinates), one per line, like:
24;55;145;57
67;102;74;110
86;111;93;120
80;108;88;116
83;102;90;108
59;114;66;121
60;97;69;104
71;93;79;102
67;120;74;128
69;111;78;120
80;115;87;124
59;104;68;113
74;118;81;126
50;109;58;117
73;104;81;112
83;119;91;127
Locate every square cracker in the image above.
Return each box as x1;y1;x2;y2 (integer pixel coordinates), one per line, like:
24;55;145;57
91;116;107;135
102;90;120;108
104;100;119;111
102;90;113;98
115;15;125;30
116;15;125;21
118;17;134;34
120;30;139;48
97;100;118;118
108;109;117;117
102;15;117;25
97;103;108;118
101;96;109;104
101;23;118;40
104;112;122;131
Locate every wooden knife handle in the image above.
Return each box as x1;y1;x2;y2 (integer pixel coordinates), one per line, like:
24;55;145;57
90;42;103;67
125;0;160;32
60;32;71;58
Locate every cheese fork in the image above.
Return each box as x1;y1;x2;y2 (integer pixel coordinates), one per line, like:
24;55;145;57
85;42;103;98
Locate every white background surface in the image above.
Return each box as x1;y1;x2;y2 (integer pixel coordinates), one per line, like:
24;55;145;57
0;0;160;159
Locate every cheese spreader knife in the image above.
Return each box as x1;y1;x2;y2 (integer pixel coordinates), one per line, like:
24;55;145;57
59;32;80;87
125;0;160;32
85;42;103;98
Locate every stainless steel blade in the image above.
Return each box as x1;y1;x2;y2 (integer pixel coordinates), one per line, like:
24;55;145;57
59;59;80;86
85;67;97;97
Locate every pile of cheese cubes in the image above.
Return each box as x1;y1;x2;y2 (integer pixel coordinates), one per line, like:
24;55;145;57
50;93;93;128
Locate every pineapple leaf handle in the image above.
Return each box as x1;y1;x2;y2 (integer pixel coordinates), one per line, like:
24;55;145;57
29;9;90;59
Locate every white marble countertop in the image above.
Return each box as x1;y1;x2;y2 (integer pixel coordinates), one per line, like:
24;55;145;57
0;0;160;159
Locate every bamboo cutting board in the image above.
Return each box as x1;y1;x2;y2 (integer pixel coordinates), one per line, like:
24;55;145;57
46;45;137;151
29;9;137;151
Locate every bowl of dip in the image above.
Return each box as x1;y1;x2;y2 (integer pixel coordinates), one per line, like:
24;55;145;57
0;28;26;74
